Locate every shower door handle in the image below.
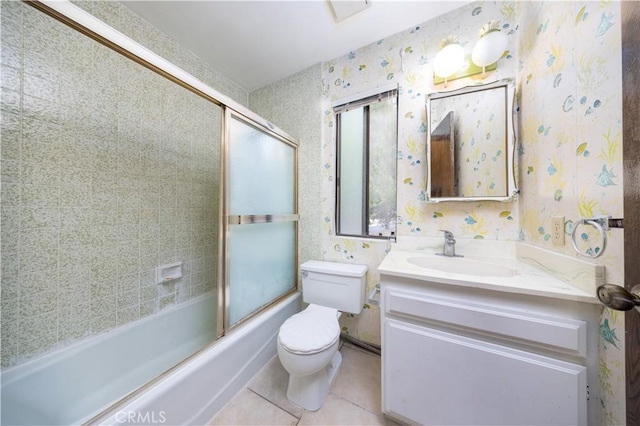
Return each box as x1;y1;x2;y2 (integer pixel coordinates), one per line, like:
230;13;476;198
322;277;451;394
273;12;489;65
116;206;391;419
228;214;299;225
597;284;640;312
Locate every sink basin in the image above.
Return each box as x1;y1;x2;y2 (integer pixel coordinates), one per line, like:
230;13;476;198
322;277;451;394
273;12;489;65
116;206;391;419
407;256;519;277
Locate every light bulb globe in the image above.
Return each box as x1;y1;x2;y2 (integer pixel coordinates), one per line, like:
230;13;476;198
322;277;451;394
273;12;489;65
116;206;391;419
433;43;465;78
472;30;508;67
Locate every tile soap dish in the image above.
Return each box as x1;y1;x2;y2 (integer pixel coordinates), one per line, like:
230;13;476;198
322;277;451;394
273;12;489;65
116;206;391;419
156;262;183;284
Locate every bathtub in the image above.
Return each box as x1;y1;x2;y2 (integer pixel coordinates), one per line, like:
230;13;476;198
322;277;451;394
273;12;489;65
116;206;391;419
1;291;301;425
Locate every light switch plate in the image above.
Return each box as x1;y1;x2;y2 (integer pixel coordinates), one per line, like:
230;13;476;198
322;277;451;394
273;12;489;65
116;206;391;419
552;216;565;246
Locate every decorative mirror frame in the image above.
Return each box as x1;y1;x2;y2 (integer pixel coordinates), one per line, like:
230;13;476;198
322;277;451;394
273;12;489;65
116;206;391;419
425;78;517;202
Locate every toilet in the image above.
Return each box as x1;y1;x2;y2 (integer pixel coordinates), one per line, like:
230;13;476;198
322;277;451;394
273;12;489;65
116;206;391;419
277;260;368;411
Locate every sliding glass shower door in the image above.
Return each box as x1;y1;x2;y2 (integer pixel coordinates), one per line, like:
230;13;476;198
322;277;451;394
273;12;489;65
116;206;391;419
225;113;298;327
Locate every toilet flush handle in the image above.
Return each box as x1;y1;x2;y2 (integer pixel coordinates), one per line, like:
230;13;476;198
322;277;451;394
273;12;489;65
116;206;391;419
301;271;309;278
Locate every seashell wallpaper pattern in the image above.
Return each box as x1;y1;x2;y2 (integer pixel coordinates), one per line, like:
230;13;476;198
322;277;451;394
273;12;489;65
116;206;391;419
517;2;624;424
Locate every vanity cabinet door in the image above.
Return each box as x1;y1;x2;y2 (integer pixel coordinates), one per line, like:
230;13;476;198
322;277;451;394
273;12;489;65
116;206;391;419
383;318;587;425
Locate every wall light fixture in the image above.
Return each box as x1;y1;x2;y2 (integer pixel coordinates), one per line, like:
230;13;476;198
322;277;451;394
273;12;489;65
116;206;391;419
433;21;508;86
471;21;508;75
433;36;465;86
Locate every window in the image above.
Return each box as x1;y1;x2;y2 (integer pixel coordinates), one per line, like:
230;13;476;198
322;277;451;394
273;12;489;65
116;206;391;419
334;88;398;239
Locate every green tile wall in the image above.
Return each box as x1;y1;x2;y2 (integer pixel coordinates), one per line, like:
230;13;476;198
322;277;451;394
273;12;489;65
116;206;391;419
1;1;225;368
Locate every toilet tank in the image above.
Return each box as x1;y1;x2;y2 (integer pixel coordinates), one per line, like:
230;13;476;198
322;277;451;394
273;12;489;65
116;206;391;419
300;260;368;314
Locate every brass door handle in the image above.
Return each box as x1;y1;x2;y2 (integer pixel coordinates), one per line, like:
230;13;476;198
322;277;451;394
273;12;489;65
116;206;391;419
597;284;640;311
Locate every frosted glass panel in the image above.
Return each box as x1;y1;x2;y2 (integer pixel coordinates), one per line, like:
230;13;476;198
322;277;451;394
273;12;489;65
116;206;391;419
228;222;296;325
229;117;295;215
338;108;365;235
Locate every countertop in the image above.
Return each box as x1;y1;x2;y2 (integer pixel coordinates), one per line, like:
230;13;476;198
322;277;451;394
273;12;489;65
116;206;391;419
377;247;601;304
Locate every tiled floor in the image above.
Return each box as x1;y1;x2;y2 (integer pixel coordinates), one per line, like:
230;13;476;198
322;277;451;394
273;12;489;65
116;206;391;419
208;342;398;425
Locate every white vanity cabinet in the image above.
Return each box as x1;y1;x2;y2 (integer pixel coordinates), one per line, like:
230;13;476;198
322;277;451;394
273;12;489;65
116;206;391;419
380;275;600;426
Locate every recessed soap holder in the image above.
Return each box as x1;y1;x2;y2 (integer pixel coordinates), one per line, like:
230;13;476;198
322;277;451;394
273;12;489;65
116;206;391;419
156;262;183;284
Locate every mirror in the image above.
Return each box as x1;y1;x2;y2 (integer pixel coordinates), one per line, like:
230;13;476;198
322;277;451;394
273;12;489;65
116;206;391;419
426;79;517;202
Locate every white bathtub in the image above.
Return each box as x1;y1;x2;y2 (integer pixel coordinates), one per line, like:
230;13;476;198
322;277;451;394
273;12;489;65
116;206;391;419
1;292;301;425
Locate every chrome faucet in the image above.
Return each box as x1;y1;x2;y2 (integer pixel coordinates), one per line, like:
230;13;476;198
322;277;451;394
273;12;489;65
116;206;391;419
437;230;462;257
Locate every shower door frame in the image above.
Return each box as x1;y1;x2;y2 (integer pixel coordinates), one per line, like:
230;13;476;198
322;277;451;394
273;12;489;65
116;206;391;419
24;0;300;333
21;0;300;419
221;109;299;334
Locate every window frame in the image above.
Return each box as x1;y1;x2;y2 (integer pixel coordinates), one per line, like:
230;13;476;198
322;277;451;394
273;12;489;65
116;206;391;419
333;86;398;240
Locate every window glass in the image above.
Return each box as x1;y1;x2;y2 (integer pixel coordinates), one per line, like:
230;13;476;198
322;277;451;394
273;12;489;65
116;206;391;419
338;108;366;235
335;90;397;239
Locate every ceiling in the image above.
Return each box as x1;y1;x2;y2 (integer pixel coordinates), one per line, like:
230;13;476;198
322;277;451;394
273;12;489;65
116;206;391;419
123;1;471;92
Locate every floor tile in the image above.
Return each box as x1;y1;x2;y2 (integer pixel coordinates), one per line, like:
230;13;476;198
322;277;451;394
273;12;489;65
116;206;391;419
247;355;305;418
208;388;298;426
330;344;382;414
298;393;387;425
208;340;386;426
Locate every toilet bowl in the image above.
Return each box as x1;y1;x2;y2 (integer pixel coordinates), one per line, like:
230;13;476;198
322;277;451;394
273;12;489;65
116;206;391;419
277;305;342;411
277;260;367;411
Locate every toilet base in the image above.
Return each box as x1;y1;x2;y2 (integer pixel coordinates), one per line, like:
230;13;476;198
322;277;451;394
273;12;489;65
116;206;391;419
286;351;342;411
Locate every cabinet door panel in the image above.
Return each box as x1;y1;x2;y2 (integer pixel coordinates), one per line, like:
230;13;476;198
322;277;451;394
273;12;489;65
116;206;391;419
385;289;587;356
383;319;587;425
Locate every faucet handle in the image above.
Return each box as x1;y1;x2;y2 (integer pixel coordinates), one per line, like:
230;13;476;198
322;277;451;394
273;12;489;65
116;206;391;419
439;229;454;239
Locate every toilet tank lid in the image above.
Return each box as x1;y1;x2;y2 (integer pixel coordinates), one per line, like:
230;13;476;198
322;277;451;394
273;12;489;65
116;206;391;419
301;260;368;277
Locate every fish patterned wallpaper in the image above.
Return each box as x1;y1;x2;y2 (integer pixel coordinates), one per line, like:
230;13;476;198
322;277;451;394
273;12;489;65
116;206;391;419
518;2;624;423
309;1;624;424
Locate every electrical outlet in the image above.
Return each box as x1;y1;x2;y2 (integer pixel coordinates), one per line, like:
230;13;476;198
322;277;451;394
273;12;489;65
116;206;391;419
552;216;565;246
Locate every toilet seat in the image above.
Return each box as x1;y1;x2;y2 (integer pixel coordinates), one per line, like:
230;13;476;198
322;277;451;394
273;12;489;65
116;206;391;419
278;305;340;355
